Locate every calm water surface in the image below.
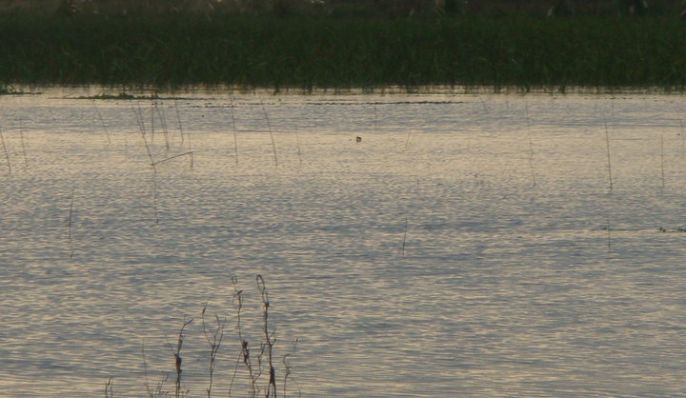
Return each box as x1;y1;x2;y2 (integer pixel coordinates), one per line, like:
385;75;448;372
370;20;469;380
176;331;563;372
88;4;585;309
1;90;686;397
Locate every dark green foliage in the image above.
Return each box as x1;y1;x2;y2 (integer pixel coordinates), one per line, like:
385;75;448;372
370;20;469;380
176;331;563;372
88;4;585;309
1;14;685;90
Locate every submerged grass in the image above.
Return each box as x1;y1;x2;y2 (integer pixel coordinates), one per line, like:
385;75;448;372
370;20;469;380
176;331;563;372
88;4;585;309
1;14;686;90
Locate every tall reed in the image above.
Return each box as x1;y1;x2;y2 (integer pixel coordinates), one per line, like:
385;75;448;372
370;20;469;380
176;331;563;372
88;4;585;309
174;101;186;147
18;119;28;168
67;187;75;259
604;121;613;193
200;303;226;398
524;102;536;187
134;104;160;224
0;126;12;175
174;318;194;398
401;217;409;256
261;101;279;168
94;103;112;145
660;134;665;191
104;275;293;398
229;99;239;166
680;119;685;158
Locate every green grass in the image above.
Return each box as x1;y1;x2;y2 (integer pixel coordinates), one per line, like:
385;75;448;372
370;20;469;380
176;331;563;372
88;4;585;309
1;13;686;90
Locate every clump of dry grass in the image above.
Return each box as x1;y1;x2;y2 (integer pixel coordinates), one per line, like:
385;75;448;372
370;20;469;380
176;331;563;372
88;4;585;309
105;275;298;398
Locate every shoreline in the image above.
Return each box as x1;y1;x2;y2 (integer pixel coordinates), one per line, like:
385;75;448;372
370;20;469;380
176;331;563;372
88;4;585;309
3;83;686;98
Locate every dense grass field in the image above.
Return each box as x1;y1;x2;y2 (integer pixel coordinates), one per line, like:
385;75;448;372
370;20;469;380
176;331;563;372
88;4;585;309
1;14;686;90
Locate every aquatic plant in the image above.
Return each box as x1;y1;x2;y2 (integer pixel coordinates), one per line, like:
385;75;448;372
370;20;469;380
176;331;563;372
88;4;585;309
103;275;295;398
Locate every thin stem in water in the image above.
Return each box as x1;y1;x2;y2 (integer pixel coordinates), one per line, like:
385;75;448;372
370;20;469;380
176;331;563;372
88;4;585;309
604;121;613;193
261;101;278;168
0;126;12;176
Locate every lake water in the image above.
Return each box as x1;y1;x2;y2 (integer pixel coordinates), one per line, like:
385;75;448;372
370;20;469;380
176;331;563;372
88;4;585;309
1;90;686;397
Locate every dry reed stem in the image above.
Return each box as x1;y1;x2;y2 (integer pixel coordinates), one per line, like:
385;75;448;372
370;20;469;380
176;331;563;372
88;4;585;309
18;120;28;169
0;126;12;176
604;121;613;193
150;101;156;145
660;134;665;191
105;377;114;398
607;211;612;252
95;103;112;145
282;339;301;398
134;105;160;223
680;119;685;158
200;303;226;398
257;274;277;398
141;342;154;398
524;102;536;188
228;276;258;398
141;343;171;397
152;151;194;168
261;101;279;168
401;217;408;256
67;187;75;259
230;99;239;166
282;354;292;398
135;104;155;165
174;317;193;398
174;101;185;146
154;101;170;153
295;131;303;169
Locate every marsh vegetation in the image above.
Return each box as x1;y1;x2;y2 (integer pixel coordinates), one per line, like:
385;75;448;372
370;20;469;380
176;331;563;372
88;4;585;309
1;13;686;90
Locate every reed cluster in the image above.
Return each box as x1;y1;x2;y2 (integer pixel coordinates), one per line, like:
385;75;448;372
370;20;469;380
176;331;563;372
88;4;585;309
1;14;686;90
105;275;293;398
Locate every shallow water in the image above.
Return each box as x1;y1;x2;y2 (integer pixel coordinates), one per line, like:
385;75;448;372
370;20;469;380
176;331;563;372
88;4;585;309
1;91;686;397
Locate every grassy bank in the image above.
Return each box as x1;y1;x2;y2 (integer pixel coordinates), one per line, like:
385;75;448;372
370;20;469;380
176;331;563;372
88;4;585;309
1;14;686;90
